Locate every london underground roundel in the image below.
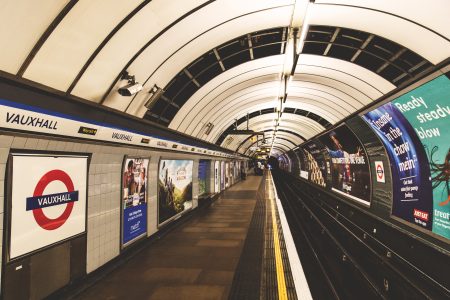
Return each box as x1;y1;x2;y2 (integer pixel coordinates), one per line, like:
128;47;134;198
10;154;87;259
375;161;385;183
29;170;78;230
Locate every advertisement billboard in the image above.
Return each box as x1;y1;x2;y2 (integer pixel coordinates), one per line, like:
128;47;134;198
318;124;371;205
198;160;209;195
302;141;328;187
158;159;193;225
363;74;450;239
214;161;219;193
294;148;308;179
9;154;88;259
225;162;230;188
122;157;149;246
288;151;300;176
221;161;225;190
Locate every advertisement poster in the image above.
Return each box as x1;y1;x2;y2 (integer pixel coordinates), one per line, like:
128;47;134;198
214;161;220;193
10;154;87;259
122;157;149;246
279;154;291;172
225;162;230;188
391;75;450;238
294;148;308;179
318;124;371;205
158;159;193;225
302;141;328;187
220;161;225;190
289;151;300;176
198;160;209;195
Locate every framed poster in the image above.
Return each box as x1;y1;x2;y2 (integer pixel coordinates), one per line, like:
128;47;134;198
302;140;328;187
121;157;149;247
198;160;209;196
8;153;88;260
318;124;371;205
363;73;450;239
225;162;230;188
221;161;225;190
214;161;220;193
158;159;193;225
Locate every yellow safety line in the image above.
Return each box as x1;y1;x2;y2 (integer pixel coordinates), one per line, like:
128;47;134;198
269;181;288;300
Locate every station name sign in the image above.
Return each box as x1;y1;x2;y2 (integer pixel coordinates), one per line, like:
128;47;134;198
0;99;236;159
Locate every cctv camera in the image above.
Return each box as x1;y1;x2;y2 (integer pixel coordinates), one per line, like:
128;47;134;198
118;82;143;96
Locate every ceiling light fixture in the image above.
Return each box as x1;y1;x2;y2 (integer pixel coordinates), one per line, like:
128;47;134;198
270;0;312;157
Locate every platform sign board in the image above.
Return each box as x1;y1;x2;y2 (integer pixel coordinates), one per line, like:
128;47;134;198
363;74;450;240
158;159;193;225
9;154;88;259
318;124;371;206
121;157;149;247
214;161;220;193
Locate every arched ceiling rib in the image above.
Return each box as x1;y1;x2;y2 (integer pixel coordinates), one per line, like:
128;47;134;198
168;53;394;137
235;129;306;153
223;113;325;144
238;136;296;154
310;1;449;64
220;112;325;153
215;107;329;146
106;2;294;113
21;0;144;91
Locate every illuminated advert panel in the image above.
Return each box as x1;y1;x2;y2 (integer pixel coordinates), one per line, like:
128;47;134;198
158;159;193;226
363;74;450;240
122;157;149;247
318;124;371;206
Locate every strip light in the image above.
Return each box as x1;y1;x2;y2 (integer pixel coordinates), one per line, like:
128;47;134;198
270;0;311;156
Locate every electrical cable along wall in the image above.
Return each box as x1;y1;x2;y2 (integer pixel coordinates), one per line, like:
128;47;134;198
275;63;450;298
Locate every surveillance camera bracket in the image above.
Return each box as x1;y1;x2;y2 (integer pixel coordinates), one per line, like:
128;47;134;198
121;71;136;84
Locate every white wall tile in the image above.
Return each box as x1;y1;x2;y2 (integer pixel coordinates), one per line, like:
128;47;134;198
11;136;27;148
0;135;14;148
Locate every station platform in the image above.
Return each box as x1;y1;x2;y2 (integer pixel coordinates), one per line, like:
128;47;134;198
69;174;310;300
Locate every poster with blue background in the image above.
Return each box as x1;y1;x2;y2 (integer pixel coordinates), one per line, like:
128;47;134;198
318;124;371;205
363;74;450;240
122;157;149;246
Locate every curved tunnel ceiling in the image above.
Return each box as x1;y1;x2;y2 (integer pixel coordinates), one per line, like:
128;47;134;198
1;0;449;157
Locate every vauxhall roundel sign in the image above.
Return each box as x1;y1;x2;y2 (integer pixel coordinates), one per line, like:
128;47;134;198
10;155;87;260
374;161;385;183
26;170;79;230
376;165;383;179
